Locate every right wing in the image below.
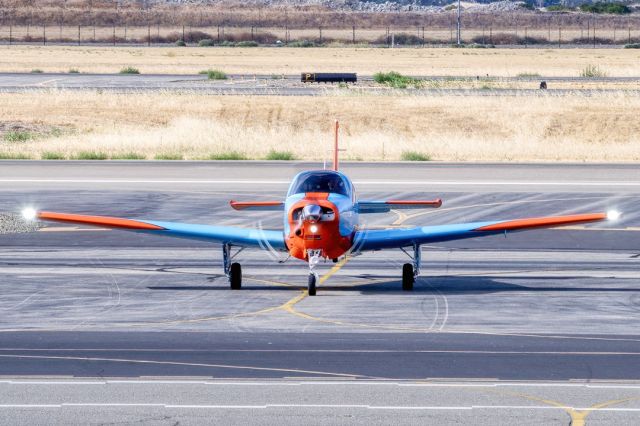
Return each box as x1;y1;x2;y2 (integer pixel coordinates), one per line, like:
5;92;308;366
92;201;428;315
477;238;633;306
353;212;610;251
36;211;286;250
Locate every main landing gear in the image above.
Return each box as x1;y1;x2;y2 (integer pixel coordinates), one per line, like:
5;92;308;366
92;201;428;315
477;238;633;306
223;243;243;290
401;243;421;292
307;249;321;296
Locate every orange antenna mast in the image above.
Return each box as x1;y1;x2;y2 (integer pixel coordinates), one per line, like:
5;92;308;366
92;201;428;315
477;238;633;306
333;119;339;171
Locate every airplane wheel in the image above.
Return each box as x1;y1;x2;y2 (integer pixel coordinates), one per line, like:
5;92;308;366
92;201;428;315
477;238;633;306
402;263;414;291
229;262;242;290
308;273;317;296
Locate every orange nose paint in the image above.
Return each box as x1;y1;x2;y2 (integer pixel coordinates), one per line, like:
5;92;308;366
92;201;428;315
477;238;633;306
285;193;352;261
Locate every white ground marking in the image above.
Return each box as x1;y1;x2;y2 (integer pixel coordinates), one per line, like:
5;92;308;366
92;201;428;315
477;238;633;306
1;179;640;187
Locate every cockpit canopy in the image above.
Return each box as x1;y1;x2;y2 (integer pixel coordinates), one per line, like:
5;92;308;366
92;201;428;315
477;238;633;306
288;171;353;198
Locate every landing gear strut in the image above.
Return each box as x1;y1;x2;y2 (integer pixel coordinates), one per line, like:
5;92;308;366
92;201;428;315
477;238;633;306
307;249;321;296
223;243;243;290
401;243;421;292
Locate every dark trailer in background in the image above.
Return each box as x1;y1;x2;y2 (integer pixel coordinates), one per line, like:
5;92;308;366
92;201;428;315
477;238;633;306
302;73;358;83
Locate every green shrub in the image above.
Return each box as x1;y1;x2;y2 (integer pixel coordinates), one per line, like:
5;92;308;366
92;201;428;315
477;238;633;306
68;68;80;73
580;2;630;14
205;69;227;80
119;66;140;74
154;153;183;160
208;151;248;160
265;150;296;160
175;39;186;47
111;152;146;160
373;71;421;89
625;43;640;49
30;69;43;73
219;40;236;47
547;4;574;11
517;72;541;77
198;39;215;47
288;40;316;48
236;40;259;47
401;151;431;161
4;131;32;142
41;151;66;160
580;64;607;78
73;151;108;160
0;152;30;159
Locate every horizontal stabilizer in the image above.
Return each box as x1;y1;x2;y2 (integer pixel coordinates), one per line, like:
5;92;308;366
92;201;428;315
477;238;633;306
357;199;442;214
229;201;285;211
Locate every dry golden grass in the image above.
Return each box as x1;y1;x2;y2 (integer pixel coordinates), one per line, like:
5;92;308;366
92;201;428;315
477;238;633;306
1;90;639;162
1;46;640;76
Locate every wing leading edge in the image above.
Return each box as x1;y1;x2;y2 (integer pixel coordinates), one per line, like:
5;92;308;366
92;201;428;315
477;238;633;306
354;213;608;251
37;211;286;250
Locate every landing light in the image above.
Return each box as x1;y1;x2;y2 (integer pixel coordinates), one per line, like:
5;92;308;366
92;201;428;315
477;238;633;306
22;207;37;221
606;210;621;221
309;225;318;233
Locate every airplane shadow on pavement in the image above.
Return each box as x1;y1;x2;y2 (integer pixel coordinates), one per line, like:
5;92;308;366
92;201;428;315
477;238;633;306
147;275;640;295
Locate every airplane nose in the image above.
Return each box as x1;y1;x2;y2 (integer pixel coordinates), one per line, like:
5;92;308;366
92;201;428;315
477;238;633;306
302;204;323;221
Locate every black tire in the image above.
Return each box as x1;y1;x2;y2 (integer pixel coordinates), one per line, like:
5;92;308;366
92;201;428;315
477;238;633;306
402;263;414;291
308;273;317;296
229;262;242;290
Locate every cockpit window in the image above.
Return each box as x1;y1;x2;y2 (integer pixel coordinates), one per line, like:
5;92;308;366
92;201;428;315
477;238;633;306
288;172;351;197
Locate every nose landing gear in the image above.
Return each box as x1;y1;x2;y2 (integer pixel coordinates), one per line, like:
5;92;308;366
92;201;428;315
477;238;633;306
307;249;322;296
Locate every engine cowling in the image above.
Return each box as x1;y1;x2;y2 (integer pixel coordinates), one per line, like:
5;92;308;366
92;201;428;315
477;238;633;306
285;194;351;261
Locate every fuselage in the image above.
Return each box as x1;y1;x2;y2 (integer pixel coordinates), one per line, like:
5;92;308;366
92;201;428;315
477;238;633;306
283;170;358;261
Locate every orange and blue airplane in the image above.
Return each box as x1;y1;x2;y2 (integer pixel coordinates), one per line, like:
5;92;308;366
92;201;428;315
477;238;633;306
21;147;619;296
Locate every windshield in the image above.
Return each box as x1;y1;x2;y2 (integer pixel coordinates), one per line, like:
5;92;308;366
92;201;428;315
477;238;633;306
288;171;351;197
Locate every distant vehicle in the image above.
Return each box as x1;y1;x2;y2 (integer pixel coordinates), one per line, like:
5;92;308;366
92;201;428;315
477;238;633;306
23;130;618;296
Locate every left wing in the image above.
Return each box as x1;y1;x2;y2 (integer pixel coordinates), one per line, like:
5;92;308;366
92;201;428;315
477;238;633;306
354;213;609;251
357;199;442;214
36;211;286;250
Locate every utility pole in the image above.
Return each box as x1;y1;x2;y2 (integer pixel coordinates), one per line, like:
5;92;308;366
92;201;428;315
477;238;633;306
456;0;461;45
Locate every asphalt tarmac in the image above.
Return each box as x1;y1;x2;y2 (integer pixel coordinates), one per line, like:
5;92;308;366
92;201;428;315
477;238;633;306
1;162;639;424
1;72;638;95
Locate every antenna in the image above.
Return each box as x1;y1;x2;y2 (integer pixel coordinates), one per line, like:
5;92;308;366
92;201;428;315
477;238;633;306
333;119;339;171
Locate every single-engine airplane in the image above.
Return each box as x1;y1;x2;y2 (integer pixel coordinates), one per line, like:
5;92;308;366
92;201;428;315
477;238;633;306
22;133;619;296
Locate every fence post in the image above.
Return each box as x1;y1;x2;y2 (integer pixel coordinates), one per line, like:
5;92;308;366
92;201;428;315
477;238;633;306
558;26;561;48
182;25;185;41
422;26;425;46
43;24;46;45
9;25;11;45
593;19;596;48
524;27;527;47
148;25;151;46
319;26;322;44
124;24;127;42
450;18;453;43
352;25;355;44
489;26;492;45
78;25;81;45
